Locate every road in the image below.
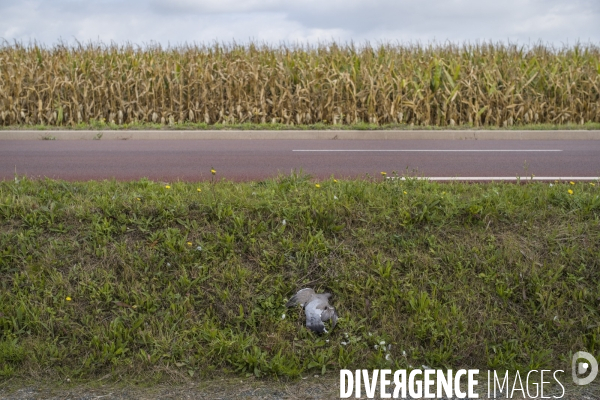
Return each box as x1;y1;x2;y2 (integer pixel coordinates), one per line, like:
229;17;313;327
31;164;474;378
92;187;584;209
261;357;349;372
1;139;599;181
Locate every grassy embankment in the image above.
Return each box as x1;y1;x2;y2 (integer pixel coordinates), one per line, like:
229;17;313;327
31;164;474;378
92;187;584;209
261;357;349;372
3;121;600;131
1;173;599;383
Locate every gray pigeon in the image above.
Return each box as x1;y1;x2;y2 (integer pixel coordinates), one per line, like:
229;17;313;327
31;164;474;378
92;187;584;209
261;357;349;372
286;288;338;333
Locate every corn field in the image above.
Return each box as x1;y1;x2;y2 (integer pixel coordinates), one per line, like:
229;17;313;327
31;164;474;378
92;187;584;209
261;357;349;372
1;42;599;127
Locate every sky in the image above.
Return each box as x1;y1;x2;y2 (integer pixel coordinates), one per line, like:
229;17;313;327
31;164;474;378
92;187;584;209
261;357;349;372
1;0;598;47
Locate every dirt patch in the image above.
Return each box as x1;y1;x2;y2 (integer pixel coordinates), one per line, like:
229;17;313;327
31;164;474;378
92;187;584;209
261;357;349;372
0;378;598;399
0;377;339;399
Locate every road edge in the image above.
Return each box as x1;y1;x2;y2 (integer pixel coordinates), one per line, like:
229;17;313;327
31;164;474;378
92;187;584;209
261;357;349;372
1;129;600;140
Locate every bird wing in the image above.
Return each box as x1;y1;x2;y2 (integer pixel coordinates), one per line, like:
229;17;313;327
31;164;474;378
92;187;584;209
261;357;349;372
304;299;327;333
286;288;315;307
320;306;338;330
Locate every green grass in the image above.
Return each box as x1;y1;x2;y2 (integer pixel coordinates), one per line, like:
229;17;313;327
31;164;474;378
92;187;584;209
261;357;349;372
2;121;600;131
1;173;600;383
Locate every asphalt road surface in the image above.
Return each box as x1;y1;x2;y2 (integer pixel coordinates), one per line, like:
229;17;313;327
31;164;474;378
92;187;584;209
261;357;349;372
2;139;600;181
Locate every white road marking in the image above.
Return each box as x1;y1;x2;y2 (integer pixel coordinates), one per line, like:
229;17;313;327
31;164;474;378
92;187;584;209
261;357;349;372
293;149;562;152
386;177;599;181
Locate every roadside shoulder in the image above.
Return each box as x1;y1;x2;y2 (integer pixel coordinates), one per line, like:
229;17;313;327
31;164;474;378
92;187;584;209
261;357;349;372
1;129;600;140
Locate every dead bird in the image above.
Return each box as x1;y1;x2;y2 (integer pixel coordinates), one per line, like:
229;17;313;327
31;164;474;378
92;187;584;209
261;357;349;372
286;288;338;333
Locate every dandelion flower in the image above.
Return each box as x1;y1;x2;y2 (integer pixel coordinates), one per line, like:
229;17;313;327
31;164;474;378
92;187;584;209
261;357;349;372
197;188;201;192
590;183;596;186
66;296;72;301
211;168;216;175
315;184;321;188
333;179;338;183
570;181;575;185
403;191;407;195
165;185;171;189
381;172;387;176
136;197;141;201
568;189;574;195
187;241;193;246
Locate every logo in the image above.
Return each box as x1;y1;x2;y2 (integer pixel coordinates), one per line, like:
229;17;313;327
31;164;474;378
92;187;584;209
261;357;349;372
572;351;598;386
339;352;598;398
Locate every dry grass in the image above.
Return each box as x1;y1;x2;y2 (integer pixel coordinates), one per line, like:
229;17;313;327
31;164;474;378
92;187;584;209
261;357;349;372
1;377;596;399
1;41;598;128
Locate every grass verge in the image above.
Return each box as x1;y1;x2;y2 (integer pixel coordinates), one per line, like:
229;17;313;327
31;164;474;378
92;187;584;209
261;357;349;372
1;173;599;383
1;121;600;131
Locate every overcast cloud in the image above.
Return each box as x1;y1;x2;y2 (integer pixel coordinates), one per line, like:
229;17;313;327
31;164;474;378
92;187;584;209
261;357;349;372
1;0;598;47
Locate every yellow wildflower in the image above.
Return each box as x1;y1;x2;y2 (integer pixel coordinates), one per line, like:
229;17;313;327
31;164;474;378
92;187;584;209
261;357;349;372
333;179;338;183
136;197;141;201
590;183;596;186
197;188;202;192
165;185;171;189
403;191;407;194
381;172;387;176
66;296;72;301
187;241;193;246
568;189;573;195
211;168;216;175
570;181;575;185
